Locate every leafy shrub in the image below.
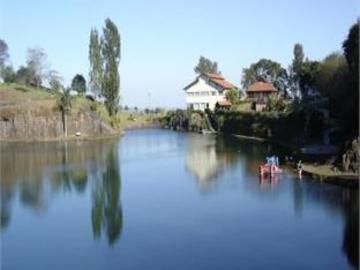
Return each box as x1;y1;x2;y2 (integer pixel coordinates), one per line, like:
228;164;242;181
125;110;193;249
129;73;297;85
15;86;29;92
189;112;206;132
90;101;99;112
215;110;304;141
109;115;121;128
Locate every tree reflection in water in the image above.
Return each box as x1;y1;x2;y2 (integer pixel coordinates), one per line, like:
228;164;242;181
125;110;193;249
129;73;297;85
1;186;13;230
342;191;359;269
0;132;358;265
0;139;123;246
185;134;358;268
91;147;123;246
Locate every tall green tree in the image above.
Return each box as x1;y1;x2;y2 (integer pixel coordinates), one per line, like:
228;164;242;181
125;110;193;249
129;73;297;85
343;21;359;79
342;21;359;136
315;52;348;98
101;18;121;116
241;58;288;94
292;43;304;76
194;56;220;74
71;74;86;94
298;60;320;97
89;29;103;95
287;43;305;98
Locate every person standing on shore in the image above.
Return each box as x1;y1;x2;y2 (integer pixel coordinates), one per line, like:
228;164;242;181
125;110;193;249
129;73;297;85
297;160;303;178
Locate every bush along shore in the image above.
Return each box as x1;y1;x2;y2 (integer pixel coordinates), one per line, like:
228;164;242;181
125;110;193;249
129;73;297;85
159;108;359;185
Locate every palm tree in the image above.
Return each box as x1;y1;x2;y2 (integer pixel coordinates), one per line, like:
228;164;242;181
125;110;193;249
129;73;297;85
57;89;72;137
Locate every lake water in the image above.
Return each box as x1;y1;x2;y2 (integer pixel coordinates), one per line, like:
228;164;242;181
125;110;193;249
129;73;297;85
1;129;358;270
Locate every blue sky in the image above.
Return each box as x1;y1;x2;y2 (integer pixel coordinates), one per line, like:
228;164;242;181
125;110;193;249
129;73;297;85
0;0;358;108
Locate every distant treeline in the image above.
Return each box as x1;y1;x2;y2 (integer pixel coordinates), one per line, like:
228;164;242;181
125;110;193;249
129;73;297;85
192;21;359;139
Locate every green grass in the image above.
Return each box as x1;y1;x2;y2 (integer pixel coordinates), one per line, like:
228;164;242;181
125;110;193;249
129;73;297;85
0;83;53;102
0;83;160;130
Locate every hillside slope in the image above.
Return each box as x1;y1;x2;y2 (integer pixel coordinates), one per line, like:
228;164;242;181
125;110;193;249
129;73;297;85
0;84;118;141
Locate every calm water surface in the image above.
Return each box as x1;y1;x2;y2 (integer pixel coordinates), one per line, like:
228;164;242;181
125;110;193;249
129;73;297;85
1;129;358;270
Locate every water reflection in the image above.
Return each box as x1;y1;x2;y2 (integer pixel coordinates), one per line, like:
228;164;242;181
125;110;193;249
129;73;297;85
185;133;358;268
296;180;359;268
259;174;279;188
91;147;123;245
185;134;239;190
186;134;284;190
0;130;358;269
0;139;123;246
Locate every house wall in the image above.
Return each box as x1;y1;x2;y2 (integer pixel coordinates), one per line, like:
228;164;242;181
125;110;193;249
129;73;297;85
255;103;267;112
247;91;276;103
185;76;228;111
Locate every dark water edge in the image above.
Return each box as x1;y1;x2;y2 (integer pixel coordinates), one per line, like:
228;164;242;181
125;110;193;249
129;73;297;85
1;129;358;269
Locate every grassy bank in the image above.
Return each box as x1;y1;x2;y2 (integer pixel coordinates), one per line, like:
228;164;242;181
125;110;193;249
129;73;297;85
0;83;160;141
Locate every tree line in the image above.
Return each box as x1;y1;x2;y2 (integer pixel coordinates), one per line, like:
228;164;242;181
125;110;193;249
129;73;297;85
0;43;87;94
193;21;359;138
0;18;121;117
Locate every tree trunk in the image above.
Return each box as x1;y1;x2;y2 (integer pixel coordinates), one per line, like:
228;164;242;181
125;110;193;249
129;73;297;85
64;114;67;137
62;111;67;137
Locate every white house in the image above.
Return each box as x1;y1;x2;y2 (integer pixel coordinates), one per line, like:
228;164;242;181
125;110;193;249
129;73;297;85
183;73;237;111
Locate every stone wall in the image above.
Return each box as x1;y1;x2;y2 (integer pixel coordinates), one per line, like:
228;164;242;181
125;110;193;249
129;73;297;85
0;108;116;141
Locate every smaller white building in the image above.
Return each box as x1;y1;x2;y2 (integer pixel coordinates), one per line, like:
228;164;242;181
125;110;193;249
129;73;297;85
183;73;237;111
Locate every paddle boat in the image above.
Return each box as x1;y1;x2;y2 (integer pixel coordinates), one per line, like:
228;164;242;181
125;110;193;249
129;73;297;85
259;156;283;176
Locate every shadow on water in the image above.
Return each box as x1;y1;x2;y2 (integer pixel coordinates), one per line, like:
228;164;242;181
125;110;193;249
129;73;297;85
0;139;123;246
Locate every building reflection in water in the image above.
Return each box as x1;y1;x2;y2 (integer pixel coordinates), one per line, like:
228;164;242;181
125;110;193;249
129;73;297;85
0;139;123;246
185;134;285;190
185;134;358;268
185;134;238;190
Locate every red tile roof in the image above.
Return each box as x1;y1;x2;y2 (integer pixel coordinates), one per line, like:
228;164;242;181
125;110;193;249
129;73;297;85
206;73;224;79
206;73;236;90
247;81;277;92
183;73;237;91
